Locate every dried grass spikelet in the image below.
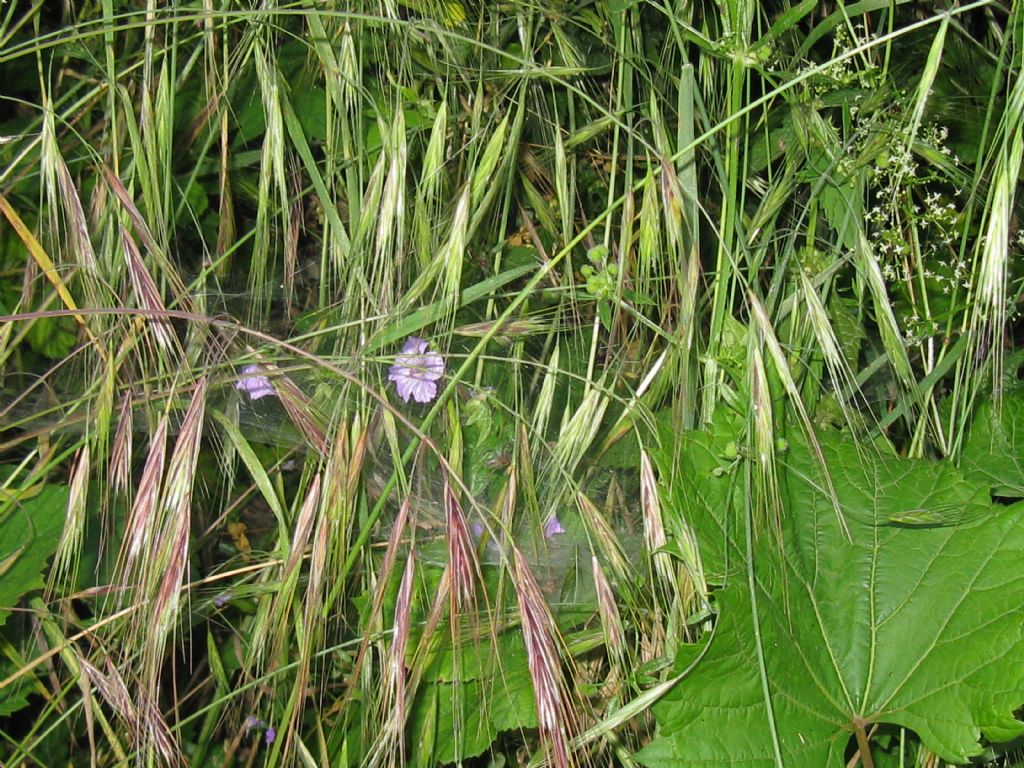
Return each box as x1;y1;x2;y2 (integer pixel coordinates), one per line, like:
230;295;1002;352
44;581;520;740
375;107;407;307
109;391;134;494
150;379;207;643
336;496;412;721
963;72;1022;408
798;271;864;434
639;451;672;607
591;556;625;674
513;548;577;768
271;365;329;454
49;443;89;597
413;101;448;269
747;329;783;539
103;168;191;304
304;499;331;627
282;480;333;757
254;473;322;678
112;380;207;761
121;225;177;353
748;290;850;540
118;416;168;589
445;480;478;613
443;478;484;758
370;550;417;768
79;657;179;765
575;491;629;586
138;686;180;766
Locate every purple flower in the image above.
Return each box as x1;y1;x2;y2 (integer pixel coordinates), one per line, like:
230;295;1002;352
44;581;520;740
244;716;275;746
236;364;275;400
388;337;445;404
544;516;565;538
213;592;230;608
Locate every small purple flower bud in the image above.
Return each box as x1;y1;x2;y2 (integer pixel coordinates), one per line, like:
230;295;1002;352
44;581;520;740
213;593;230;608
236;364;275;400
264;727;276;745
388;337;445;404
544;516;566;538
470;521;484;540
244;716;264;733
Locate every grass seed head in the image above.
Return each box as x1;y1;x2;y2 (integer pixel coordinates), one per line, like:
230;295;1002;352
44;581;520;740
513;548;576;768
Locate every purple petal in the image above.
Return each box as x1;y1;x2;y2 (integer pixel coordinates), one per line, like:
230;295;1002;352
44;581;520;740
402;336;429;354
411;379;439;403
264;727;276;745
244;716;264;733
389;338;445;403
236;365;275;400
544;516;566;538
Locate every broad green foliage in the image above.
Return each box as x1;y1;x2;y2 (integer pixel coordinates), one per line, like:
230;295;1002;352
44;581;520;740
961;398;1024;499
408;631;537;763
0;482;69;716
2;1;1023;765
638;406;1024;767
0;482;69;629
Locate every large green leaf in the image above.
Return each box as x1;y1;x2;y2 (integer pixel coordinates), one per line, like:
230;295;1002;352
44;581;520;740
0;482;69;629
960;397;1024;498
408;628;537;764
637;426;1024;767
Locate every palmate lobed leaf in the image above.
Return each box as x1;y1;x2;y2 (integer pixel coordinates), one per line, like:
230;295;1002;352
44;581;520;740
637;413;1024;767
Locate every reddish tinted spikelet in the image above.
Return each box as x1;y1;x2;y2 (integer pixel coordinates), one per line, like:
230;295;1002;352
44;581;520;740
121;417;168;577
513;548;574;768
109;392;133;494
445;481;477;612
121;226;176;351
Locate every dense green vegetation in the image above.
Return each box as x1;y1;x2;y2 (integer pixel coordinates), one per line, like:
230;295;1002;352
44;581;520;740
1;1;1023;765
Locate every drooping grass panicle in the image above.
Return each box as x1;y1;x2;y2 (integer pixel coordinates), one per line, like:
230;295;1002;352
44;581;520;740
103;167;191;305
948;61;1024;450
337;495;412;720
798;270;868;437
368;549;416;768
109;391;134;495
118;416;168;582
575;490;630;588
592;555;626;677
639;450;671;608
513;547;577;768
148;378;208;640
539;380;609;524
269;363;330;453
121;226;178;354
746;327;784;539
748;290;851;541
48;443;89;598
446;479;480;614
5;5;1014;766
